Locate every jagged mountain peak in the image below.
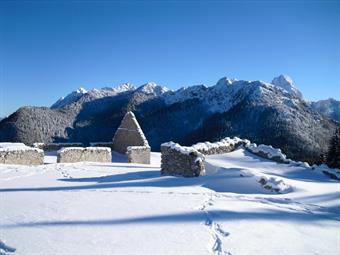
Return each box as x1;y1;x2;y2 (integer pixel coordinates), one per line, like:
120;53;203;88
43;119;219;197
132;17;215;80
51;83;136;109
99;83;136;93
76;87;88;94
51;87;88;109
115;83;135;91
271;74;302;98
137;82;170;96
215;77;238;87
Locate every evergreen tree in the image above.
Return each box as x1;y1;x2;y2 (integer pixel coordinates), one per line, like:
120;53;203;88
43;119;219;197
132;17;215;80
326;127;340;168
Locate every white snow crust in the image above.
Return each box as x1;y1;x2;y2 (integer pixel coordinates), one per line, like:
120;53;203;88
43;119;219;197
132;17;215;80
0;149;339;255
0;143;43;153
58;147;111;154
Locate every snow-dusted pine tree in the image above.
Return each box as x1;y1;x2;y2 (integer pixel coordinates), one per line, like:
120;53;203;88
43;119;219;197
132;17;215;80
326;127;340;168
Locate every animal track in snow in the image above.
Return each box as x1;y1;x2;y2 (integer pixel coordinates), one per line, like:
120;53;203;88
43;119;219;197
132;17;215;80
199;195;231;255
56;165;72;179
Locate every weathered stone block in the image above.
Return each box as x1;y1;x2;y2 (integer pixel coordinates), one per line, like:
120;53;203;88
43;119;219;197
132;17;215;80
57;147;111;163
0;143;44;165
127;146;151;164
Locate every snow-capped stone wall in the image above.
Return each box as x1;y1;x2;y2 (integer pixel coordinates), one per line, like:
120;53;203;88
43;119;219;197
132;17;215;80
192;137;250;155
161;142;205;177
0;143;44;165
33;142;84;151
245;143;290;164
127;146;151;164
57;147;112;163
89;142;114;149
160;137;250;177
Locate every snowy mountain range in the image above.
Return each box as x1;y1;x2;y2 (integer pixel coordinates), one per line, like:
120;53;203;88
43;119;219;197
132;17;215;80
311;98;340;121
50;75;306;114
0;74;338;163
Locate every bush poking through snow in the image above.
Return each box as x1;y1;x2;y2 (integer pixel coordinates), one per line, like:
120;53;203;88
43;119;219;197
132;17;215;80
258;176;292;193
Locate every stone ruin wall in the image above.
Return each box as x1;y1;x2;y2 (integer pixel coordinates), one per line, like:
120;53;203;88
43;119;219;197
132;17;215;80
113;128;148;154
0;144;44;165
245;144;290;164
192;138;250;155
33;142;84;151
112;112;149;154
160;137;250;177
89;142;114;150
161;143;205;177
127;146;151;164
57;147;112;163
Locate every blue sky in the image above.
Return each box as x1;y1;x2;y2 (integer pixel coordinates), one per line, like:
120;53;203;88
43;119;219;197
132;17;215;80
0;0;339;117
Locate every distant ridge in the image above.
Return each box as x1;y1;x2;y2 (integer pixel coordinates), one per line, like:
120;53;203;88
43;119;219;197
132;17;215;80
0;75;338;163
311;98;340;122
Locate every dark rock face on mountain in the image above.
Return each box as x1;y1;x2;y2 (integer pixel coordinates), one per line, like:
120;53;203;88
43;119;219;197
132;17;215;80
311;98;340;122
0;75;338;164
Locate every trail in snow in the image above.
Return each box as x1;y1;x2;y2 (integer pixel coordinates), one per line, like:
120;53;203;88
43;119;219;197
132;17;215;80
198;195;231;255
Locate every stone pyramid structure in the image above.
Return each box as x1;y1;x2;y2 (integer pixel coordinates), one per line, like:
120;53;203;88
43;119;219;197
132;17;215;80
112;111;149;154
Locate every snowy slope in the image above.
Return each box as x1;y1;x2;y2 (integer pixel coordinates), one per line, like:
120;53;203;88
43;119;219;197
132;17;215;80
0;149;339;255
51;87;88;109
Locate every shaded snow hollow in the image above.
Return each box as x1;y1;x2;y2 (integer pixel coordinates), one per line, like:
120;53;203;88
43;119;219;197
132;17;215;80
0;148;339;255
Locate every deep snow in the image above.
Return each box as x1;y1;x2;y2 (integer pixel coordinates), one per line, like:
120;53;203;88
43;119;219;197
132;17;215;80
0;149;339;255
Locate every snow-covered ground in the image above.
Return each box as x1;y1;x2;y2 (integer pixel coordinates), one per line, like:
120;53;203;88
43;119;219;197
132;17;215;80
0;149;339;255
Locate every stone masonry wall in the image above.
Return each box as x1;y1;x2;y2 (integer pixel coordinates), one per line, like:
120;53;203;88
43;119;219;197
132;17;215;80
160;137;250;177
57;147;112;163
161;142;205;177
89;142;114;149
127;146;151;164
192;137;250;155
0;143;44;165
33;142;84;151
112;112;149;154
